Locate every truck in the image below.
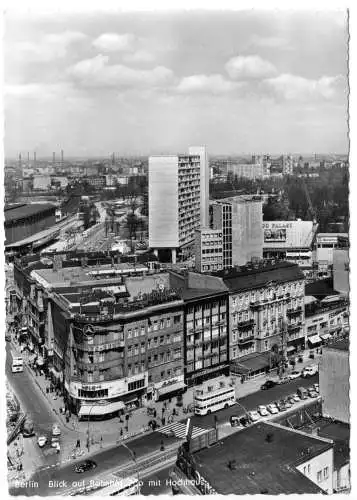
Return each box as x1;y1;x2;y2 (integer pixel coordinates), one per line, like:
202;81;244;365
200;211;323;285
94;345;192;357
301;365;318;378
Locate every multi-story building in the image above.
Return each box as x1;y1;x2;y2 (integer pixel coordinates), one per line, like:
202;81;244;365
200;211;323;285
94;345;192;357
332;249;349;295
314;233;349;275
194;228;223;273
304;295;349;348
211;195;263;268
263;220;318;276
5;203;56;245
227;162;264;180
86;176;106;188
148;146;209;263
169;271;229;386
33;175;51;191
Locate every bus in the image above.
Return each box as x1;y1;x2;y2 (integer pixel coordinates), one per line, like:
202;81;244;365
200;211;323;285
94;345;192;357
11;356;24;373
194;378;236;416
87;476;140;496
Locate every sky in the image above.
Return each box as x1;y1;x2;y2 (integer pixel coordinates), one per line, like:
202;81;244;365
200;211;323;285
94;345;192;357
4;9;349;158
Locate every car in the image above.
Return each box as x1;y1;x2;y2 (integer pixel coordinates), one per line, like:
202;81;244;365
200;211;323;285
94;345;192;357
288;370;301;380
260;380;277;390
278;376;290;385
230;415;241;427
283;398;292;409
276;400;286;412
248;410;260;422
258;405;269;417
52;424;61;437
313;383;319;393
302;365;318;378
74;460;97;474
37;436;47;448
292;393;300;402
287;395;296;405
240;416;252;427
308;387;318;398
266;403;279;415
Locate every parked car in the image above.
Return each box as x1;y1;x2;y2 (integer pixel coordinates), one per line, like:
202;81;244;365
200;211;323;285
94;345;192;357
276;400;286;412
291;393;300;402
308;387;318;398
278;377;290;385
248;410;260;422
288;370;301;380
52;424;61;437
74;460;97;474
230;415;241;427
283;398;292;409
239;416;251;427
258;405;269;417
297;387;308;400
260;380;277;390
287;395;297;405
266;403;279;415
37;436;47;448
302;365;318;378
313;383;319;393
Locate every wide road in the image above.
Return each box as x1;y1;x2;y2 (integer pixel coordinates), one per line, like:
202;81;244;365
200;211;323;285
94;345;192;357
190;374;319;429
6;344;58;438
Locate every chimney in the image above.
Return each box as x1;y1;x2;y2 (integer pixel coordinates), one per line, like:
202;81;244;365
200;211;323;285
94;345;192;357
18;153;22;168
53;152;56;164
61;149;64;165
34;152;37;166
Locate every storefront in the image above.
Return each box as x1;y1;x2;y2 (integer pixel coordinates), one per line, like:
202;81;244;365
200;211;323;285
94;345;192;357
230;352;272;379
153;377;187;402
307;334;322;348
78;400;126;421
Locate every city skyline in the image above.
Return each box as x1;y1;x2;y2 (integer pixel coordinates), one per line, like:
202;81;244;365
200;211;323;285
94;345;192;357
5;9;348;157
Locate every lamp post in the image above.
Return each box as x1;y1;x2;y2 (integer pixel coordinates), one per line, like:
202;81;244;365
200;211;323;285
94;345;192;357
87;405;96;452
120;442;140;495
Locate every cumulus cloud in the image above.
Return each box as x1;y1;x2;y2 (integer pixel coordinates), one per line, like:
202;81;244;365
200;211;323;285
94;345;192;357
13;31;87;63
92;33;135;52
226;55;277;80
5;82;75;99
67;54;174;89
263;73;345;101
123;49;156;63
176;74;240;94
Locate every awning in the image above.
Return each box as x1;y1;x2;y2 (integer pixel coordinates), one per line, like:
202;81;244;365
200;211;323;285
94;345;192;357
320;333;332;341
79;401;125;417
230;352;271;374
157;382;187;398
308;335;322;345
287;345;297;353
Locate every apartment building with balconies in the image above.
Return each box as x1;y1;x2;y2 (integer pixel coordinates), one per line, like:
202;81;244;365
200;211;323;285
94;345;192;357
148;146;208;263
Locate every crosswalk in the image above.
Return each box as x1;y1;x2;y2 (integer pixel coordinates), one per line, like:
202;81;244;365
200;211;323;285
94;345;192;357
158;421;207;439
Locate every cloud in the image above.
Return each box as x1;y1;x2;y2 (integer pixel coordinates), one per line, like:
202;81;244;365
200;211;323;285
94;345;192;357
226;55;277;80
13;31;87;63
92;33;135;52
67;54;174;89
247;35;293;50
263;73;346;101
123;49;156;63
176;74;240;94
5;82;76;100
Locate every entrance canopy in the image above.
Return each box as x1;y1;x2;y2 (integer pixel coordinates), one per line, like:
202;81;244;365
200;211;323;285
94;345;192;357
308;335;322;346
79;401;125;417
157;381;186;398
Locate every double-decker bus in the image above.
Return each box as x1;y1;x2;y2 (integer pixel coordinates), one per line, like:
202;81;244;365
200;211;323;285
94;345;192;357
194;378;236;416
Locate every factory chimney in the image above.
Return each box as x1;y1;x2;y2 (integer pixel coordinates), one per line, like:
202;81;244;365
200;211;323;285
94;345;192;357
18;153;22;168
61;149;64;165
27;152;30;163
34;152;37;167
53;152;56;164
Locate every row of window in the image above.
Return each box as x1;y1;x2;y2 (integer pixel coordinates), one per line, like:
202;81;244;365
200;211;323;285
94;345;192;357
147;348;181;365
147;334;181;349
196;395;234;409
126;315;182;338
202;248;223;254
148;366;182;383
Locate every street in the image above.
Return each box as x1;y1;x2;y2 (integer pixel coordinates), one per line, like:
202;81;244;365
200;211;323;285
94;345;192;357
8;353;318;497
141;466;173;496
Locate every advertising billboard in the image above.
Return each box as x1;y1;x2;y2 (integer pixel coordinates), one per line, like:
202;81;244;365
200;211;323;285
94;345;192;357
264;227;287;243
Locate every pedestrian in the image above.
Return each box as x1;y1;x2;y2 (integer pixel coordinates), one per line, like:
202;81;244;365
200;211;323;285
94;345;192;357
76;439;80;448
100;436;103;448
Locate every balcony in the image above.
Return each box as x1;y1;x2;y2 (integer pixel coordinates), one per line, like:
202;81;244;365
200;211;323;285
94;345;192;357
237;319;255;330
287;307;303;317
237;335;255;345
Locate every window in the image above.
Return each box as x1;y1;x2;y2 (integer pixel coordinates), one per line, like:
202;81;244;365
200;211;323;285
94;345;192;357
161;371;165;378
128;379;145;392
134;328;139;337
127;345;132;356
308;465;311;474
153;321;158;331
174;315;181;324
140;361;145;372
141;342;145;353
127;364;132;375
323;467;329;479
303;466;306;475
317;470;322;483
134;345;139;355
154;354;158;362
160;319;165;329
166;318;171;327
160;336;164;344
141;326;145;336
148;355;151;364
127;329;132;339
160;352;165;361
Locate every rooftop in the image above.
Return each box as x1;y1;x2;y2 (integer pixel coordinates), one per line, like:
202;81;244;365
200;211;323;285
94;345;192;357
5;203;55;224
218;261;305;293
305;278;339;299
324;339;349;352
190;421;330;495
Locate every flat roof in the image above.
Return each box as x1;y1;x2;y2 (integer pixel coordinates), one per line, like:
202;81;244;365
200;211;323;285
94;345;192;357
324;339;349;352
190;422;330;495
5;203;55;223
6;224;61;249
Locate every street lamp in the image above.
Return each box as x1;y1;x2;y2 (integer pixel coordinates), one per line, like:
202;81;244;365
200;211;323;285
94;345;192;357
120;442;140;495
87;405;96;452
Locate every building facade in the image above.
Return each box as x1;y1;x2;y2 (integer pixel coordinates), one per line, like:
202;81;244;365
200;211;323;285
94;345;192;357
211;195;263;268
148;146;208;263
194;228;223;273
5;203;56;245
